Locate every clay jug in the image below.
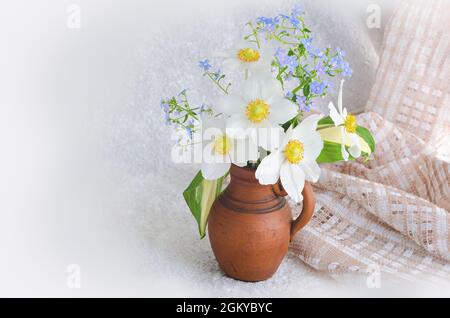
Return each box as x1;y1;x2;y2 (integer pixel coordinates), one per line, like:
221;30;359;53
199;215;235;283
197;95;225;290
208;164;315;282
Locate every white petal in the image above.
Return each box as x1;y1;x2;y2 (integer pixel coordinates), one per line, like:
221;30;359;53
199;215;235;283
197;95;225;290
243;79;261;101
202;117;226;140
269;97;298;124
348;133;362;158
214;49;233;58
201;143;231;180
255;151;283;185
202;142;227;164
300;131;324;161
342;107;348;119
280;162;305;203
202;115;226;131
222;58;243;75
282;126;296;149
229;137;259;166
340;127;349;161
299;160;321;183
234;39;257;51
250;122;284;151
292;114;323;140
247;58;271;74
286;114;324;161
201;161;231;180
261;77;283;101
216;95;245;116
225;113;251;139
328;102;344;126
255;45;277;71
259;43;277;57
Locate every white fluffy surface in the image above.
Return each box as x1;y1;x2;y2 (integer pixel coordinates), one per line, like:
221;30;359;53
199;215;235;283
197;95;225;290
2;0;424;297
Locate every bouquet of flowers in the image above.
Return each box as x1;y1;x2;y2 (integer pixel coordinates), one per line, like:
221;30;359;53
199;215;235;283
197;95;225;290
161;5;375;238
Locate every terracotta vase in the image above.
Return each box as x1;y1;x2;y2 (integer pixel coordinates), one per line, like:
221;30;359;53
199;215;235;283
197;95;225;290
208;164;315;282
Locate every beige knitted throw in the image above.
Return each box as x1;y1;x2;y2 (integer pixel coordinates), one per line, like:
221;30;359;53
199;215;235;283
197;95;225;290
290;0;450;283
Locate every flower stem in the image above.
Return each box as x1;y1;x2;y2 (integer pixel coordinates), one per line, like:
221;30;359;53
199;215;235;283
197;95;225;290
206;73;229;95
316;124;345;131
246;22;261;49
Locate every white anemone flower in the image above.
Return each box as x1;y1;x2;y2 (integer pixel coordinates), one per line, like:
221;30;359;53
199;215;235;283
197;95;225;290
217;75;297;151
201;117;258;180
255;115;324;203
328;80;361;161
221;40;274;75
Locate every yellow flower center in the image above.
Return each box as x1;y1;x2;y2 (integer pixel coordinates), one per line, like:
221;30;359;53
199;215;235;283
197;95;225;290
246;99;270;124
213;135;232;155
284;140;304;164
237;48;260;63
344;114;357;133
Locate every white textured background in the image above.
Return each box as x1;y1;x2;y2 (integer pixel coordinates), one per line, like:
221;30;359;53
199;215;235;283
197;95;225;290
6;0;443;297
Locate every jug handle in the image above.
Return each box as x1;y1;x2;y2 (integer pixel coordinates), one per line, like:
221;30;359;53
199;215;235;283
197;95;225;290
272;181;315;242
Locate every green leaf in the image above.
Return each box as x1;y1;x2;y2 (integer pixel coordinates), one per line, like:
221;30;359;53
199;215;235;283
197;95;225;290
355;126;376;153
183;171;227;239
298;43;306;56
303;83;310;97
317;116;334;126
317;141;357;163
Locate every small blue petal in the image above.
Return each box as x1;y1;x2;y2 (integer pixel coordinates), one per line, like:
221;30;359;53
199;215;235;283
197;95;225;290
310;81;326;95
198;59;212;71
